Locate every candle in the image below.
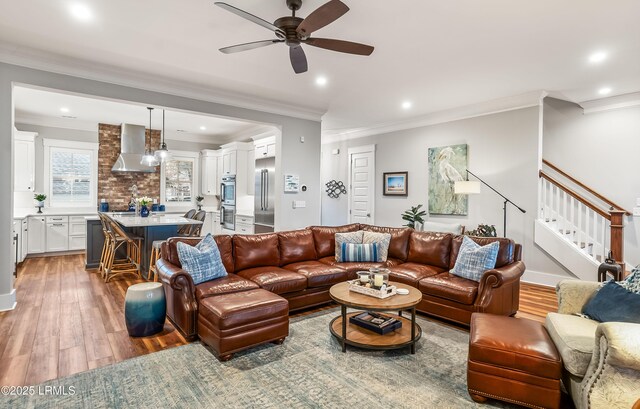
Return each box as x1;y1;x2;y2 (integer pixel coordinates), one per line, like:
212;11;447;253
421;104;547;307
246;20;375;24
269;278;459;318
374;274;383;287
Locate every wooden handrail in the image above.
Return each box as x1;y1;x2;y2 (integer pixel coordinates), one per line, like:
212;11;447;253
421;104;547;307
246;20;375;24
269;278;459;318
542;159;631;215
539;171;611;219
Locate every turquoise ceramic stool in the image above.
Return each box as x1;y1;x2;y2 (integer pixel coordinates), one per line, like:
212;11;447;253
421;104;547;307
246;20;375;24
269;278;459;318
125;282;166;337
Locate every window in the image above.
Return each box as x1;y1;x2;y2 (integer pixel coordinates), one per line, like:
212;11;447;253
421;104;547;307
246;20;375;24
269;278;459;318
161;151;199;206
43;139;98;207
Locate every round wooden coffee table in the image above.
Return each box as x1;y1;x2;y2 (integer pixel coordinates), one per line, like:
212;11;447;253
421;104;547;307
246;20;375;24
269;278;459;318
329;281;422;354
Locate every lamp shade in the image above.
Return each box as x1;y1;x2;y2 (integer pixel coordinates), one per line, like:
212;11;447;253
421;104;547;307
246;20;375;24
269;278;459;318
454;180;481;194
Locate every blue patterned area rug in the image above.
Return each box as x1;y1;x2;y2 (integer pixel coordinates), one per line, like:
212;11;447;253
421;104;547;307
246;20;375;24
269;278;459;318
3;309;516;408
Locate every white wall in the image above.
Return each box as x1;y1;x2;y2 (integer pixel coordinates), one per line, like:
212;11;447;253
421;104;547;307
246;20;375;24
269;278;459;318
0;61;322;310
322;106;572;282
543;97;640;268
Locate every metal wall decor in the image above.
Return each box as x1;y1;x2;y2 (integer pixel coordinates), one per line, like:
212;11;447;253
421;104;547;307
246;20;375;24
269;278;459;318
325;180;347;198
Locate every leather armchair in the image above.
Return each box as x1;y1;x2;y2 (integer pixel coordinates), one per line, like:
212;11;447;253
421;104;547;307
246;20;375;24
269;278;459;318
157;258;198;340
475;259;525;316
545;280;640;409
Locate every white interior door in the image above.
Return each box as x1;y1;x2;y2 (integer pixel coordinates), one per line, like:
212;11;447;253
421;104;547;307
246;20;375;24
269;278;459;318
348;146;375;225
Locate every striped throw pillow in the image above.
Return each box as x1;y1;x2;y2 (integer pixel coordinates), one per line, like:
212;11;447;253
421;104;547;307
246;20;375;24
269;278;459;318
176;234;228;284
341;243;378;262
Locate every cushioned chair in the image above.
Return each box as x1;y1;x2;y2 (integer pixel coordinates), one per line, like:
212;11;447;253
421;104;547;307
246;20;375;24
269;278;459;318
544;280;640;409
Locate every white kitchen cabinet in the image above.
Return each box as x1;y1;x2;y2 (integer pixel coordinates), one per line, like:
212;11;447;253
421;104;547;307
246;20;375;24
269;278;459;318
46;222;69;252
254;138;276;159
201;150;221;196
27;216;46;254
247;149;255;195
201;213;214;236
222;150;237;175
68;215;88;250
20;219;28;262
235;215;254;234
212;212;222;235
14;131;36;192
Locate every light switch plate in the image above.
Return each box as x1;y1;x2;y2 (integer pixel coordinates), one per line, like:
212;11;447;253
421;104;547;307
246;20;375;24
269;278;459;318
634;207;640;217
292;200;306;209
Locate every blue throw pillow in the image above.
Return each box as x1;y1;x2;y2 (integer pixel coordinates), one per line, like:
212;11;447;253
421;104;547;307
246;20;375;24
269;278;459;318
583;281;640;324
340;243;378;262
176;234;227;284
450;236;499;282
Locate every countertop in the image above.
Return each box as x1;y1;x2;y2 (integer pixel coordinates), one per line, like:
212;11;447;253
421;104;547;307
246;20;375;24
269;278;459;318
13;207;97;219
108;213;203;228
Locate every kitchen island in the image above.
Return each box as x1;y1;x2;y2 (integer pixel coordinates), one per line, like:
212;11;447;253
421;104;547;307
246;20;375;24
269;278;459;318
85;213;202;279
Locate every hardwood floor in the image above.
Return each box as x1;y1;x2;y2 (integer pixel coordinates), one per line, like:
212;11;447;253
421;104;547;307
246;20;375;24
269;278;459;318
0;255;558;386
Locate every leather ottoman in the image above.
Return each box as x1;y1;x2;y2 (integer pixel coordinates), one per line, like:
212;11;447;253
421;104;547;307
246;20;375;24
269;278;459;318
467;313;562;409
198;288;289;361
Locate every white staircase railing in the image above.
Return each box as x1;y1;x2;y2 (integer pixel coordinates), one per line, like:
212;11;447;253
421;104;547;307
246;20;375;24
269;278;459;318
539;177;610;264
538;160;630;271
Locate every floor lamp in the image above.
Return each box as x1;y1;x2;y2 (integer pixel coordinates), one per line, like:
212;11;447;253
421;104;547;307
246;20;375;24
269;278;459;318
454;170;526;237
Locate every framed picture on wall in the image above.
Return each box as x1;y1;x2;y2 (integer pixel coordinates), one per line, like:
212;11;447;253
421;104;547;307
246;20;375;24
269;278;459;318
383;172;408;196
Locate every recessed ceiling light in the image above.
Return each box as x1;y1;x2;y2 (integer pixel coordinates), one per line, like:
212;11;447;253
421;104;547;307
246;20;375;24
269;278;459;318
315;76;328;87
589;51;607;64
69;3;93;22
401;101;413;110
60;107;70;113
598;87;612;95
200;126;207;131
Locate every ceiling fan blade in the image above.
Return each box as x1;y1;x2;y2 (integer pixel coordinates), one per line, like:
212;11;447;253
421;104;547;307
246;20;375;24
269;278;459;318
219;39;284;54
289;45;308;74
214;2;285;37
296;0;349;37
304;38;374;56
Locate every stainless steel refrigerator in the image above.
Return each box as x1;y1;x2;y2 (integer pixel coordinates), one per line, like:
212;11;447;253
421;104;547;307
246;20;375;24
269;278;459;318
254;157;275;233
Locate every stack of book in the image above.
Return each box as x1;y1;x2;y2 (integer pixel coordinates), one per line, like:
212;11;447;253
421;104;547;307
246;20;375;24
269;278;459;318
349;311;402;335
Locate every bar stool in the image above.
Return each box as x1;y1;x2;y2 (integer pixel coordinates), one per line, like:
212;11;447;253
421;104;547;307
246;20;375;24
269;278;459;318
104;218;143;283
148;240;165;282
177;209;197;236
188;210;207;237
98;213;129;279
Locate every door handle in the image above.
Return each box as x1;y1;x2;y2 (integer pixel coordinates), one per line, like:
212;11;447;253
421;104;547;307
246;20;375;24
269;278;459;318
367;213;370;217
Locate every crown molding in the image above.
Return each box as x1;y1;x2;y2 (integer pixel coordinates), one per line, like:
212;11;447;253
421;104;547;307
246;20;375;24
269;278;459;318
579;92;640;114
227;124;279;142
15;113;227;144
321;91;547;144
0;43;325;122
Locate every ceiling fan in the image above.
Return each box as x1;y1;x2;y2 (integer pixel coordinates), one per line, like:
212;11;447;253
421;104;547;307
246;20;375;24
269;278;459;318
214;0;374;74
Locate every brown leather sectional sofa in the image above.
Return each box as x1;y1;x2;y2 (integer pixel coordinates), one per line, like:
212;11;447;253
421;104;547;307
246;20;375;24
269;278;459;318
157;223;524;357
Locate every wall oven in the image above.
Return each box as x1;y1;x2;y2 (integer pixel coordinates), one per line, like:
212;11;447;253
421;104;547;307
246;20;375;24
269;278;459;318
221;175;236;206
220;205;235;230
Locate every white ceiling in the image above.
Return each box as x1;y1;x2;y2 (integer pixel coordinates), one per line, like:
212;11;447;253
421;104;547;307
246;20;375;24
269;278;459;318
1;0;640;135
13;86;271;144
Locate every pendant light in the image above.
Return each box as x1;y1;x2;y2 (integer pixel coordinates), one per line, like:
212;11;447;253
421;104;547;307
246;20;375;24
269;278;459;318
141;107;160;167
154;109;172;162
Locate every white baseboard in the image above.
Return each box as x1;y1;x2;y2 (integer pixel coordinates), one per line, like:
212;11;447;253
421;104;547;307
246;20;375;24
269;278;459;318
0;288;16;311
522;269;577;288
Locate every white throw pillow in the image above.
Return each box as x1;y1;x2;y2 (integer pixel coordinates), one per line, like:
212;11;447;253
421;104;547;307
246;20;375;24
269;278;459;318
335;231;364;262
362;231;391;262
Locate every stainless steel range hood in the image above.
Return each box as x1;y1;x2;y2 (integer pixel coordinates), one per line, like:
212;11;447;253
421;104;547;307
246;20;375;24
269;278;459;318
111;123;157;173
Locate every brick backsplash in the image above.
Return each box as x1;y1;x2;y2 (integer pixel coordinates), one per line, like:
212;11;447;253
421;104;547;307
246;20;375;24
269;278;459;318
97;123;161;210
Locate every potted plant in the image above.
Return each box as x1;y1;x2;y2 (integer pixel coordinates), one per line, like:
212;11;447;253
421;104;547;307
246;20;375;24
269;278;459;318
138;196;153;218
465;224;497;237
401;204;427;229
196;195;204;211
34;193;47;213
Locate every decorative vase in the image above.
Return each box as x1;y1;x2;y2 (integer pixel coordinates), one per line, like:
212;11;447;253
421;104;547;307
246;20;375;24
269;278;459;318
197;204;202;211
124;282;166;337
140;205;150;217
